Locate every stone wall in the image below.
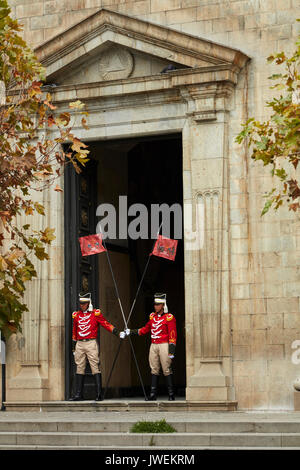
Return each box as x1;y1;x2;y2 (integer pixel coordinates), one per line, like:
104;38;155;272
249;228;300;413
5;0;300;409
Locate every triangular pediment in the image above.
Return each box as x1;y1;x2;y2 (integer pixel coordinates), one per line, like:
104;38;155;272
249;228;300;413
55;43;190;86
35;8;249;85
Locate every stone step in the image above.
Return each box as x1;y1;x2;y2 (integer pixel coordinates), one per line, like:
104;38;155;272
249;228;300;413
0;445;299;450
4;400;237;412
0;432;300;447
1;420;300;434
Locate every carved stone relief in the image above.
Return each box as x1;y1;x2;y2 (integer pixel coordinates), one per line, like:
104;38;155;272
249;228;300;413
98;47;134;81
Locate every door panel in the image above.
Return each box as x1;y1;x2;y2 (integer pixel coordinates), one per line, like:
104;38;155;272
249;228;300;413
64;159;99;399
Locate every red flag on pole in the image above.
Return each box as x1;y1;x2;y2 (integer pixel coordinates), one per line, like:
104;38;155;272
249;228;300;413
79;234;107;257
151;235;178;261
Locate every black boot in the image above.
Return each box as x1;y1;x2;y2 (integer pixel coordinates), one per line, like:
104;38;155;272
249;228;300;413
166;374;175;401
94;373;103;401
69;374;84;401
148;374;159;401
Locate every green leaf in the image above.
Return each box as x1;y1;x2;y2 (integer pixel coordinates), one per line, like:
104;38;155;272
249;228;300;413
275;168;287;181
268;74;283;80
256;136;269;151
34;202;45;215
34;246;49;260
261;199;273;216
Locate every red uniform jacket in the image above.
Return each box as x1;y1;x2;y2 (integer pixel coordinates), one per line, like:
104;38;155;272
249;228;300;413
72;309;115;341
137;312;177;345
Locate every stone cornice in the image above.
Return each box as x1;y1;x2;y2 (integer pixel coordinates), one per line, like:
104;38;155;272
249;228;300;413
34;8;250;76
49;64;240;106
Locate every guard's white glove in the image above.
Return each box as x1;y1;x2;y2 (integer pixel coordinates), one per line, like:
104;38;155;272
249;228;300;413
125;328;130;336
119;331;126;339
168;354;174;359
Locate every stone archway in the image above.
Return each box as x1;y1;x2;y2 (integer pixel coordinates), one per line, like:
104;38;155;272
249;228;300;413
8;8;249;409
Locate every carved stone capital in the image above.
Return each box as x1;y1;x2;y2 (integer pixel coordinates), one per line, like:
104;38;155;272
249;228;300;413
180;83;234;122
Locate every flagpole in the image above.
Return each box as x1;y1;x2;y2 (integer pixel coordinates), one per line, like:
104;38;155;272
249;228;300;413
98;226;148;401
98;226;128;331
127;223;163;325
103;336;148;401
103;221;163;398
127;220;163;326
102;340;122;400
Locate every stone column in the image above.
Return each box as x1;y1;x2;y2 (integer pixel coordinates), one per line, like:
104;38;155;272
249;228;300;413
8;170;65;401
182;84;235;404
8;187;49;400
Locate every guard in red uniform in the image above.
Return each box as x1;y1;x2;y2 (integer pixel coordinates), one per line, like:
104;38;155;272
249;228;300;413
70;293;125;401
125;293;177;401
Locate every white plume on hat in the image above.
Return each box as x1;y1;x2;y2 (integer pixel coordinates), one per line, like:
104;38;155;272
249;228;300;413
154;293;168;313
79;292;93;312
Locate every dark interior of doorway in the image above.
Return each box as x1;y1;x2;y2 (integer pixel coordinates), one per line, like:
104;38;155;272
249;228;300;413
65;133;186;400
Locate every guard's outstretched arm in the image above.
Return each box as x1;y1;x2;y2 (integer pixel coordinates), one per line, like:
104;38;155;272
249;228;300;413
125;319;151;337
95;309;125;339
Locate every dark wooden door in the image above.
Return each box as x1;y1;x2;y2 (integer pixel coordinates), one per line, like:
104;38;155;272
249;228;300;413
64;158;99;399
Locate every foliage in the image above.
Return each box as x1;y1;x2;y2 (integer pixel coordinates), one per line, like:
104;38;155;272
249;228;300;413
130;419;177;433
236;27;300;216
0;0;89;337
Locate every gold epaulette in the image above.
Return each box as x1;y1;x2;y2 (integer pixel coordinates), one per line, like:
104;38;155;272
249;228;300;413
94;309;101;316
166;313;174;321
149;312;155;320
72;311;78;319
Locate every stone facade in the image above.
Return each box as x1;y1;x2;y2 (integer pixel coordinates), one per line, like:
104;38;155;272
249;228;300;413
2;0;300;410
